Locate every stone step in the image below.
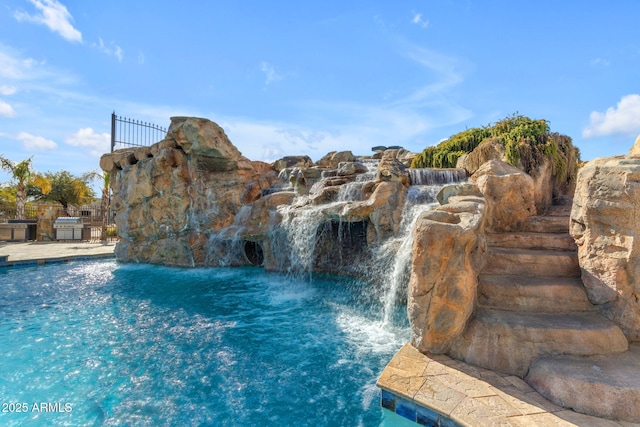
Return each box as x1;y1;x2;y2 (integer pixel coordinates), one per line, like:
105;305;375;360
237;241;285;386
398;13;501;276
524;215;570;233
484;247;581;278
544;204;572;217
486;232;577;251
526;343;640;423
450;309;629;377
478;274;594;313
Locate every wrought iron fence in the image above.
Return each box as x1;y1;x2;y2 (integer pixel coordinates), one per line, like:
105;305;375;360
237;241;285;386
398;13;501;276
0;204;38;223
111;112;168;152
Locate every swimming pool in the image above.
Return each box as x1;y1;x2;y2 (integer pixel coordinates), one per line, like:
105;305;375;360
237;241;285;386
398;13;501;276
0;260;414;426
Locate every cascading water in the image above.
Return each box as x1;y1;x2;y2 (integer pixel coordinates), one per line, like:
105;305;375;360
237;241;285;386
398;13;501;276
276;202;327;277
274;159;381;277
274;162;467;322
210;159;466;331
376;172;467;324
376;187;437;323
408;167;466;186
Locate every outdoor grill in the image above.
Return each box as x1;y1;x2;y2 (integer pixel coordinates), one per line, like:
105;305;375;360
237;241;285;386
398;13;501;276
54;217;84;240
0;220;37;241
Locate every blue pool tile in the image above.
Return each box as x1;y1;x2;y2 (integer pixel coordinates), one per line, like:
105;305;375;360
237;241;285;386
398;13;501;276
416;405;440;426
395;396;417;422
381;390;396;412
439;415;462;427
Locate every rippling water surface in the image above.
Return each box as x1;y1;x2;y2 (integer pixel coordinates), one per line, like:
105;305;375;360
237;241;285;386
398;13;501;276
0;260;413;426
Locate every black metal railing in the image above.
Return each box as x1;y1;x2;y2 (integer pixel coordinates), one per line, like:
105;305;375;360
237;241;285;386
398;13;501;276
0;204;38;222
111;112;168;152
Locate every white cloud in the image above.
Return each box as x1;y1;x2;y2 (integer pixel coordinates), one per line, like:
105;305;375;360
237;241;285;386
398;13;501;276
137;51;145;65
583;94;640;138
260;61;282;86
590;57;610;67
66;127;110;156
14;0;82;43
92;38;124;62
0;101;16;117
0;85;16;95
16;132;58;150
0;47;43;80
412;12;429;28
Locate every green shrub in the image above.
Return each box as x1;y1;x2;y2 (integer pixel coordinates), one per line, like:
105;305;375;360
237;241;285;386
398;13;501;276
411;114;580;186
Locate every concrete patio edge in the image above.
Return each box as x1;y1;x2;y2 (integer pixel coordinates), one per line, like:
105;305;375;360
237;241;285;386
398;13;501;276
0;241;116;268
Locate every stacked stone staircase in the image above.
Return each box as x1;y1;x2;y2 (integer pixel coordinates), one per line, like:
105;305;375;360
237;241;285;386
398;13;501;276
450;201;640;421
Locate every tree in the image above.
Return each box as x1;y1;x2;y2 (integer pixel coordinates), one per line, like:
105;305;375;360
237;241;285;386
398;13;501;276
0;156;50;219
30;170;95;212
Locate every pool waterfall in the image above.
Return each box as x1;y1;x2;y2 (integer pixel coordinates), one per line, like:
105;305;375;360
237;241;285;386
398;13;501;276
207;164;468;326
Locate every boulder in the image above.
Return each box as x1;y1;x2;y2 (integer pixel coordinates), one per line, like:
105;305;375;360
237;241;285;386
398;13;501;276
457;138;505;174
408;195;487;353
337;161;368;176
367;181;407;241
316;151;356;168
168;117;242;165
271;155;314;172
376;149;409;185
570;154;640;340
436;183;483;205
471;160;536;232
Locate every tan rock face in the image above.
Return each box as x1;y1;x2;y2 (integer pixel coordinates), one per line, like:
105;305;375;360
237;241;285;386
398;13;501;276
102;117;278;266
168;116;242;163
315;151;355;168
459;140;574;214
631;135;640;156
570;155;640;340
471;160;536;232
409;195;486;354
271;155;314;172
376;149;409;185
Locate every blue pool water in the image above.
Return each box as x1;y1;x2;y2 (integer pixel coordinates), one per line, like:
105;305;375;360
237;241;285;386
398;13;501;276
0;260;415;426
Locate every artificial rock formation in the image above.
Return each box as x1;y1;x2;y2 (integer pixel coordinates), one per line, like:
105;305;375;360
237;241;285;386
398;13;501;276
570;153;640;340
101;117;416;270
408;193;486;353
471;160;535;232
458;138;574;214
100;117;277;266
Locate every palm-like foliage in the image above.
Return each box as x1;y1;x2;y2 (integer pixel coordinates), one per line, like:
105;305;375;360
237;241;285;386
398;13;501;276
0;156;50;219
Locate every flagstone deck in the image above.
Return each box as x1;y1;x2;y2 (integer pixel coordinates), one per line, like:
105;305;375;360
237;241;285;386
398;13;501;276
377;344;639;427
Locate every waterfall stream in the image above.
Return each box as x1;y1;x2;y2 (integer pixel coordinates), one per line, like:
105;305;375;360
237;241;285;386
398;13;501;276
274;164;467;324
208;161;466;326
377;185;442;324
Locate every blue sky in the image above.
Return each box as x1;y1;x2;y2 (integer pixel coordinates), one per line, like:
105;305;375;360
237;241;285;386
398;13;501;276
1;0;639;188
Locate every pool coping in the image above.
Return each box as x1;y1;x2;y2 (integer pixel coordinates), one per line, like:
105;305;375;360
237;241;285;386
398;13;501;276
0;242;116;268
0;253;115;268
377;343;635;427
